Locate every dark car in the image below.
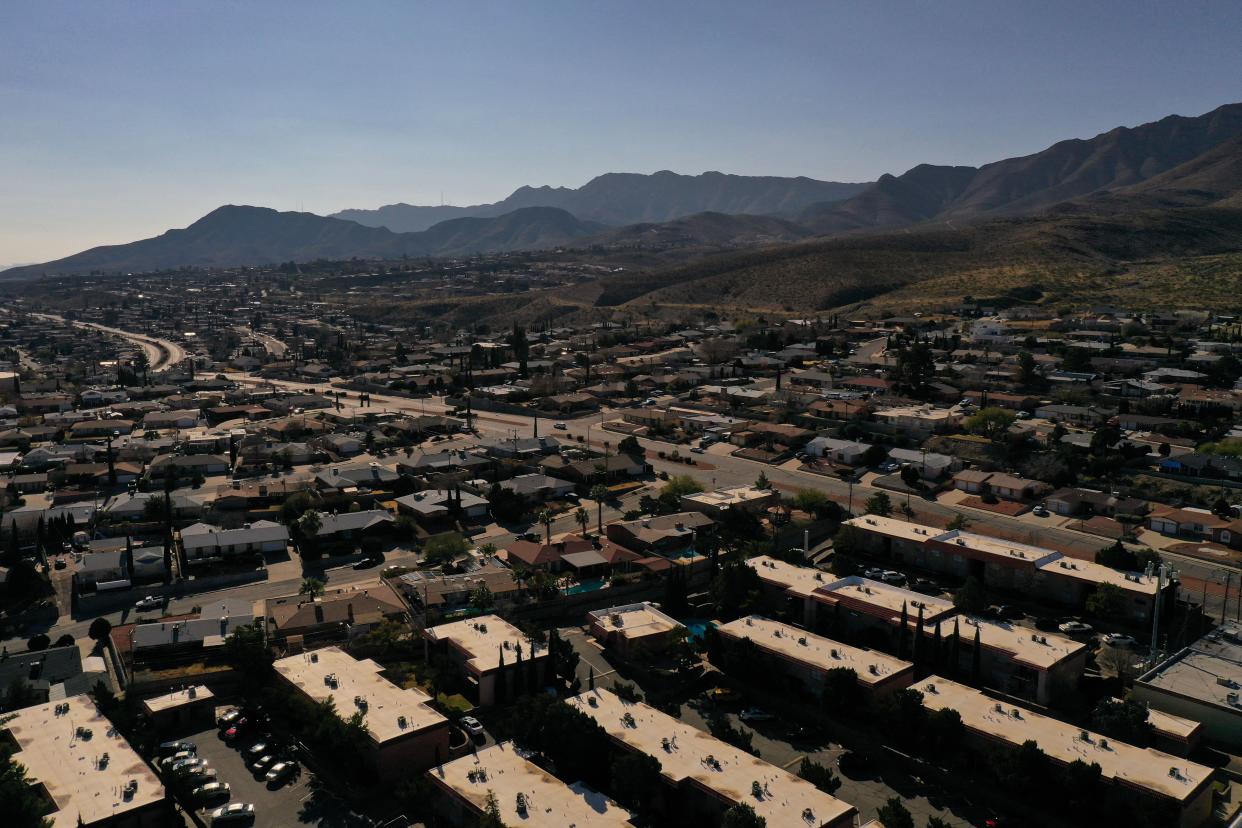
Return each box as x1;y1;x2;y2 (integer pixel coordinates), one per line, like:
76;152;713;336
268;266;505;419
1034;616;1062;632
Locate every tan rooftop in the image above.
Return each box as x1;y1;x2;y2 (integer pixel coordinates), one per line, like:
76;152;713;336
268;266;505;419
569;689;856;828
918;676;1212;803
141;684;214;715
957;616;1085;671
1035;554;1160;596
748;555;833;599
274;646;446;744
717;616;912;686
587;602;684;641
431;741;634;827
4;695;164;828
815;574;956;624
846;514;943;544
424;614;543;675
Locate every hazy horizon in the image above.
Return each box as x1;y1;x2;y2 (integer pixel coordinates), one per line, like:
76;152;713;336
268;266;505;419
3;1;1240;264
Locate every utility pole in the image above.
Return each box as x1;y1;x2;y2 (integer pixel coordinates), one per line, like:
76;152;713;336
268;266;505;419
1224;572;1234;626
1147;561;1177;668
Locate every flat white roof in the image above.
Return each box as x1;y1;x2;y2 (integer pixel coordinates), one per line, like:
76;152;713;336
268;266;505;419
682;486;774;508
274;647;446;744
748;555;833;599
142;684;214;714
918;676;1212;803
568;689;855;828
4;695;164;828
424;614;543;675
587;602;684;642
814;574;956;623
957;615;1086;671
432;741;634;826
717;616;912;686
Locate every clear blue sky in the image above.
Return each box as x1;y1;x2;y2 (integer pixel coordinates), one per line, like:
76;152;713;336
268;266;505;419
2;0;1239;263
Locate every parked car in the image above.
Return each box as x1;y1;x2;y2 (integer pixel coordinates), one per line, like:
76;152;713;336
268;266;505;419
243;742;270;760
251;754;276;772
265;761;297;784
879;460;900;473
193;782;230;803
880;571;907;586
705;686;740;704
158;740;196;757
160;751;195;768
690;447;705;454
864;567;886;580
1032;504;1049;517
222;719;249;741
460;716;485;738
210;802;255;825
184;768;218;786
1102;632;1138;648
169;757;208;775
134;596;161;611
910;578;941;595
1034;616;1062;632
1058;621;1093;636
217;709;241;728
739;708;774;723
553;422;567;430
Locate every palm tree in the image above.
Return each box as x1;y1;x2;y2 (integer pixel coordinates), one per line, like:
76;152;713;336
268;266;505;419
536;508;553;544
574;507;590;536
299;577;325;598
590;484;609;534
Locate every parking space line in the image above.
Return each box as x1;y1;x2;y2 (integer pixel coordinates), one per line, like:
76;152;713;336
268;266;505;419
781;754;806;770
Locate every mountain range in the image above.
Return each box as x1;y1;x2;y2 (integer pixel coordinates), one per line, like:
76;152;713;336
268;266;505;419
5;102;1241;283
332;171;869;232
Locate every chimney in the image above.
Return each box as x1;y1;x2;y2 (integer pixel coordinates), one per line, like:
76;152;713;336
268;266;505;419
347;603;354;624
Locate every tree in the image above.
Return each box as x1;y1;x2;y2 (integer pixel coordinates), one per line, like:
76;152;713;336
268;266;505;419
423;532;469;564
295;510;322;543
536;508;554;544
798;757;841;794
792;488;838;521
26;634;49;652
590;484;610;534
721;803;766;828
953;576;986;614
900;464;922;489
864;491;892;517
876;797;914;828
610;751;662;815
1017;350;1041;387
617;435;643;457
1085;583;1126;617
964;407;1017;440
0;743;51;828
53;634;74;648
711;559;763;619
299;577;325;598
1090;698;1153;745
470;583;495;611
88;617;113;644
754;471;772;490
947;513;971;531
662;475;703;498
573;507;590;536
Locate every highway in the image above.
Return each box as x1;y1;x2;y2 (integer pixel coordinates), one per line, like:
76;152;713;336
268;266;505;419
32;312;187;371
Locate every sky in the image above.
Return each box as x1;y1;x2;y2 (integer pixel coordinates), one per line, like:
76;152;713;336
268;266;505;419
2;1;1240;264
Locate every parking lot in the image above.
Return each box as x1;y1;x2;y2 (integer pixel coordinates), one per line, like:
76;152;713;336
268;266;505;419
186;713;371;828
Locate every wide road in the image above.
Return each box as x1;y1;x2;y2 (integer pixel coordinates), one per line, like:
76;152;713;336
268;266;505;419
235;326;288;358
33;312;186;370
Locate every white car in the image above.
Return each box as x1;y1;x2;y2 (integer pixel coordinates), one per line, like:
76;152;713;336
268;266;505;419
265;761;296;783
864;567;886;580
880;571;907;586
460;715;485;738
210;803;255;824
1102;633;1138;648
134;596;161;611
553;421;567;430
1058;621;1094;636
690;447;705;454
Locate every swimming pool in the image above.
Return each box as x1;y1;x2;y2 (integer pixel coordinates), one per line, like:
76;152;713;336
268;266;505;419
563;577;607;595
682;617;714;642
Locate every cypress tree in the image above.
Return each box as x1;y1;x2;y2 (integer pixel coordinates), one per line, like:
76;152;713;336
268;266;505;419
971;625;982;682
897;601;909;659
